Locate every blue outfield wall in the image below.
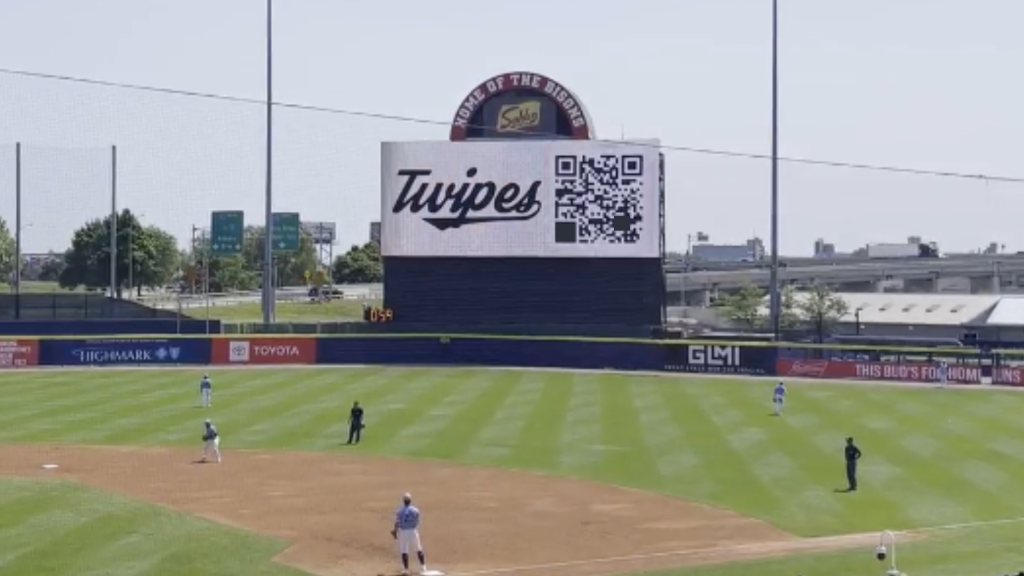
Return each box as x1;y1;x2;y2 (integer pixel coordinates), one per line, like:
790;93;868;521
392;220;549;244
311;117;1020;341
22;335;778;374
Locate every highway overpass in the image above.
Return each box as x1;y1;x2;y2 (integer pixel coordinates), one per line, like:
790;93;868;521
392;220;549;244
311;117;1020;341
669;255;1024;304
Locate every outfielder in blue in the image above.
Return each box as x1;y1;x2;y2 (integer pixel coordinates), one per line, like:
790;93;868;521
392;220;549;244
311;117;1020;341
200;374;213;408
937;360;949;388
772;381;786;416
391;492;427;575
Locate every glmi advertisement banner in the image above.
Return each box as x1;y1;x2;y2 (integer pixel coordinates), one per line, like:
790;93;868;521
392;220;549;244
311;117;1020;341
662;344;775;375
40;338;210;366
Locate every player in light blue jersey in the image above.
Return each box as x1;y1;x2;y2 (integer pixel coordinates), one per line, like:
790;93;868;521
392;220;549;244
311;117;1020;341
937;360;948;388
390;492;427;575
199;374;212;407
772;381;786;416
201;419;221;463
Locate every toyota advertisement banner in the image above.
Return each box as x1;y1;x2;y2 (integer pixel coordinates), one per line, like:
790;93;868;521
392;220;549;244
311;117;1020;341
0;339;38;368
776;359;984;384
40;338;210;366
663;344;775;375
380;140;661;259
211;338;317;365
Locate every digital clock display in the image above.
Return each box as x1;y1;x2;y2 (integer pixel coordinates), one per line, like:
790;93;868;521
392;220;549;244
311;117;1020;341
364;306;394;323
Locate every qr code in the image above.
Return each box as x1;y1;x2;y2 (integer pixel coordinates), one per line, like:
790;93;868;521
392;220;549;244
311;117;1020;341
553;154;644;244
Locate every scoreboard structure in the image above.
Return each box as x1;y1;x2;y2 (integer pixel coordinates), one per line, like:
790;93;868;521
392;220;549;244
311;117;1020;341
379;71;666;335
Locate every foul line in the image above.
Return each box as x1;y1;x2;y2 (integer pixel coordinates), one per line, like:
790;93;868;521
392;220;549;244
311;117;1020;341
448;516;1024;576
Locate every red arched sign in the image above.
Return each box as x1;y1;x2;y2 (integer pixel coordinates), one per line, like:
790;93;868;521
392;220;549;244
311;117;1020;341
449;71;594;141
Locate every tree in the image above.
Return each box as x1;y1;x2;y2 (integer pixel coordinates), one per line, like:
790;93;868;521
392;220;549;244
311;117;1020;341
38;252;66;283
798;284;850;342
715;284;766;330
240;225;318;287
0;217;14;281
59;210;180;297
778;285;803;330
204;255;258;293
332;242;383;284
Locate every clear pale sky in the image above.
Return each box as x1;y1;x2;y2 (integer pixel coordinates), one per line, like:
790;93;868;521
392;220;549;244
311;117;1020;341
0;0;1021;256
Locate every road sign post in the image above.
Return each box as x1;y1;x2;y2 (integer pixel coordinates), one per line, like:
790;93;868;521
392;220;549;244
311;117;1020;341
210;211;245;255
272;212;300;252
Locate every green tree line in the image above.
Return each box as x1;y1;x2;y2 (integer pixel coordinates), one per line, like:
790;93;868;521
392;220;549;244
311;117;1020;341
1;212;382;296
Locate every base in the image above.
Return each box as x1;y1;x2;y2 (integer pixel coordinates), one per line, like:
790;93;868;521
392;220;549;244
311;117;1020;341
421;570;445;576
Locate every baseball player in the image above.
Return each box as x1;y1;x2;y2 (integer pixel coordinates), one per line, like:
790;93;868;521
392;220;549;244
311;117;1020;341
201;419;221;463
391;492;427;575
936;360;949;388
347;401;365;445
199;373;213;408
772;381;786;416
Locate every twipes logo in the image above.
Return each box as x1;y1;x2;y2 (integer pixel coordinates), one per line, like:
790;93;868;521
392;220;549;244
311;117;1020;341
390;167;542;231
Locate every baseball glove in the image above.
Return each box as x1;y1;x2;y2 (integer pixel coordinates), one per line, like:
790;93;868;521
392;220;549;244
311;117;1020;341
390;529;397;540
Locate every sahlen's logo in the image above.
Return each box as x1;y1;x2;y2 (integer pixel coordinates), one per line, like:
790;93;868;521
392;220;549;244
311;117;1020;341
391;167;541;231
497;101;541;132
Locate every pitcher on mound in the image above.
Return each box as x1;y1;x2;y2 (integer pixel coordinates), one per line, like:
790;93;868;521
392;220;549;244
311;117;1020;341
391;492;427;575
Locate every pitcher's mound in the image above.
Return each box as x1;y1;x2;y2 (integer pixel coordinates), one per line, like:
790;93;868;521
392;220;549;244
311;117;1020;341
1;444;800;576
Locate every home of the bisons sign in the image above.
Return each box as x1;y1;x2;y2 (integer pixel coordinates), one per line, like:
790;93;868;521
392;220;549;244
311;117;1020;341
449;71;595;141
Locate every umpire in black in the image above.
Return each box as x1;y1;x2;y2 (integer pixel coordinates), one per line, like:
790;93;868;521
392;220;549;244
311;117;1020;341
845;437;862;491
347;401;365;445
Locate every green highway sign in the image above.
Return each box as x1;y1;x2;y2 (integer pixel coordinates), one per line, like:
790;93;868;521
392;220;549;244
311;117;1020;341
272;212;301;252
210;211;244;255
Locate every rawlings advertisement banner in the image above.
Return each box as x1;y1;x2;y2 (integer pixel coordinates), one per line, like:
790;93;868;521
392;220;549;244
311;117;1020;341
0;339;39;368
211;338;316;365
776;359;982;384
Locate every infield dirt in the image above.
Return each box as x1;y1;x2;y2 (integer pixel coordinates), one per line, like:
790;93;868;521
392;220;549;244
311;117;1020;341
0;444;878;576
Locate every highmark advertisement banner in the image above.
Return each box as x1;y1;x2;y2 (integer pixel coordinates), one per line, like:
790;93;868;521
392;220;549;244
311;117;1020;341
40;338;211;366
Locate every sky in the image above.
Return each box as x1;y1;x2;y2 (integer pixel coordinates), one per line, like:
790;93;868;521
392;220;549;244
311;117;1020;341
0;0;1021;256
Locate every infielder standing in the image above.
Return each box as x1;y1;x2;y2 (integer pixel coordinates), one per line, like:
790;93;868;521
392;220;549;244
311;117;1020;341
199;373;213;408
201;419;222;463
936;360;949;388
772;381;787;416
391;492;427;575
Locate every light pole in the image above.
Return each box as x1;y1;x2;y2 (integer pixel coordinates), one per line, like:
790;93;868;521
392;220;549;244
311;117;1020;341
768;0;782;339
260;0;276;324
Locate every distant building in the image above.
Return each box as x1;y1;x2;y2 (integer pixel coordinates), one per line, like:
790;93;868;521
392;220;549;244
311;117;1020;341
813;238;836;258
369;221;381;244
692;237;765;262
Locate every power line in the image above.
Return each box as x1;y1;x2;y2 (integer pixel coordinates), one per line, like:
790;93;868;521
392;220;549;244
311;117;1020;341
1;66;1022;185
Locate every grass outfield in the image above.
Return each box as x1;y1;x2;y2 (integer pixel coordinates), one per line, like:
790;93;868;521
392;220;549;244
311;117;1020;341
0;367;1022;575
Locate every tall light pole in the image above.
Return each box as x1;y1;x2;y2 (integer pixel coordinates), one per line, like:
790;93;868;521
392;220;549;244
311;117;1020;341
261;0;276;323
768;0;782;338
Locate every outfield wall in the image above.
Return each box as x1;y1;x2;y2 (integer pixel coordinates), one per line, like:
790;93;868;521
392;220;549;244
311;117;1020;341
3;335;1024;386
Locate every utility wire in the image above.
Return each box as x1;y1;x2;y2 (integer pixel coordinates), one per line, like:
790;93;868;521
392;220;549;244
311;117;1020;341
1;66;1022;185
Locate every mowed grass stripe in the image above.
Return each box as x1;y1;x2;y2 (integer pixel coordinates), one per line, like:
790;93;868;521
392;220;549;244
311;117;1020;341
462;372;549;464
364;369;476;450
505;372;574;471
393;370;510;457
413;370;523;459
218;371;349;446
557;374;603;470
592;375;658;485
0;371;146;437
45;371;221;445
376;366;495;448
681;381;783;518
